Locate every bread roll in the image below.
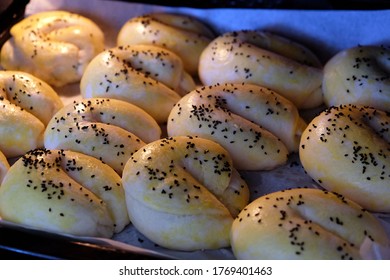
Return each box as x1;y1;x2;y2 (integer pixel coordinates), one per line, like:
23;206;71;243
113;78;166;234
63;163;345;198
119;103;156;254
168;83;307;170
122;136;249;251
199;30;323;109
44;98;161;174
231;188;389;259
323;45;390;111
0;71;63;158
80;45;192;123
117;13;214;75
0;10;104;87
299;104;390;212
0;149;129;238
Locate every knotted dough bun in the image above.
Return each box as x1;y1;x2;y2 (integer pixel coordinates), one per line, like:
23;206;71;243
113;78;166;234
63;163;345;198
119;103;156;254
0;71;63;158
44;98;161;174
80;45;195;123
323;45;390;111
0;10;104;87
167;83;307;170
299;104;390;212
231;188;389;259
0;148;129;238
199;30;323;109
117;13;214;76
122;136;250;251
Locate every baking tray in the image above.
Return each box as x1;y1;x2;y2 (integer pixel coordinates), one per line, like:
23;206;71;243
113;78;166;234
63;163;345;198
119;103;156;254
0;220;171;260
1;0;390;260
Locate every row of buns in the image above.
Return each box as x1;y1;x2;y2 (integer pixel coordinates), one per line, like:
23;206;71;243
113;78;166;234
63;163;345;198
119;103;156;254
0;10;389;259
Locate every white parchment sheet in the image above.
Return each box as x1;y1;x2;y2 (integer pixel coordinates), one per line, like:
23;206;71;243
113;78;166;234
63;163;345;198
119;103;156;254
11;0;390;259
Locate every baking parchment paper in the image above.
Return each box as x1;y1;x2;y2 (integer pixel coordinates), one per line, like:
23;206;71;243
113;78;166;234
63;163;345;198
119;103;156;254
11;0;390;259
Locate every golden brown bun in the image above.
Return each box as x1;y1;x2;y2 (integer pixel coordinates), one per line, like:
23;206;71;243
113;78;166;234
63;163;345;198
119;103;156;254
199;30;323;109
0;71;63;158
117;13;214;75
167;83;307;170
122;136;250;251
0;149;129;238
323;45;390;111
231;188;389;259
44;98;161;174
299;104;390;212
80;45;192;123
0;11;104;87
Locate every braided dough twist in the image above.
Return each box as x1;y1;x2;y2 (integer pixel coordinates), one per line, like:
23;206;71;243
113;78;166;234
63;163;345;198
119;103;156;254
0;149;129;238
122;136;250;251
199;30;323;109
0;11;104;87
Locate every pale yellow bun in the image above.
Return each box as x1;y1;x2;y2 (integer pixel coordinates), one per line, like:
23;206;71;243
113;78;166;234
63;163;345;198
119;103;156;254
122;136;250;251
0;149;129;238
117;13;214;75
0;71;63;158
323;45;390;111
44;98;161;174
80;45;191;123
0;150;10;184
231;188;389;259
299;104;390;212
199;30;323;109
0;10;104;87
167;83;307;170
